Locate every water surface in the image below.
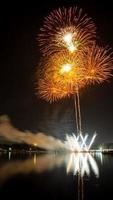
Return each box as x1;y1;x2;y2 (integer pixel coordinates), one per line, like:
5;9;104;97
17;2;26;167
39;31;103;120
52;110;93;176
0;152;112;200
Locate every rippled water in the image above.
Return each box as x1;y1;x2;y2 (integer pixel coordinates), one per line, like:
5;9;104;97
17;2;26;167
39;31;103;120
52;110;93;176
0;152;113;199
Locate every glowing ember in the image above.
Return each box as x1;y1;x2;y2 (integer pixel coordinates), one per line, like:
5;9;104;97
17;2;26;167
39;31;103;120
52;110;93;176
33;143;38;147
63;32;73;44
60;63;72;73
63;32;78;53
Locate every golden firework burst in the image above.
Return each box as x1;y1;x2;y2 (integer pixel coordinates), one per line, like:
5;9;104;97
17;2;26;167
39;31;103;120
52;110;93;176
84;44;113;85
37;78;76;102
35;7;113;105
37;7;96;55
42;52;86;87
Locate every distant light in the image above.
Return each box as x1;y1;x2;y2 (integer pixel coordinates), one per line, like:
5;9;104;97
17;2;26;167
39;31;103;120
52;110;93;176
99;147;103;152
9;147;12;151
34;143;37;147
60;63;72;74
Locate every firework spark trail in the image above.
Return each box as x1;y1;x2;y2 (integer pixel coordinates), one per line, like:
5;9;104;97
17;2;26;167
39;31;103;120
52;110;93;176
64;133;97;152
74;93;79;134
65;134;81;151
87;133;97;150
74;87;82;134
80;134;88;149
76;88;82;133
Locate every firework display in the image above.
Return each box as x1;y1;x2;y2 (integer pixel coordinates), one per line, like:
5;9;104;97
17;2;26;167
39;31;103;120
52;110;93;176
35;6;113;143
36;7;113;103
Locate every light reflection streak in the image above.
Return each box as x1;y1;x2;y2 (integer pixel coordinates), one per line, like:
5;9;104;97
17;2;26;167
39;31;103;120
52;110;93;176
66;153;99;200
8;151;11;160
0;153;99;186
66;153;99;177
95;152;103;165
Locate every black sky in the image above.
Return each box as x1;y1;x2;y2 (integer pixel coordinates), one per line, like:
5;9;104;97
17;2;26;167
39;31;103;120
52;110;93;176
0;0;113;143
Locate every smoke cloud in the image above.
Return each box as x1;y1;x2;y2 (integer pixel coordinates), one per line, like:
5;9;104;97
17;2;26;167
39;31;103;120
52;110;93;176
0;115;66;150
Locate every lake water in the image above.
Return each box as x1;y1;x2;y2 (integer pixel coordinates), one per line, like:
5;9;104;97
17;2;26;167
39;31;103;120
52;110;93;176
0;152;113;199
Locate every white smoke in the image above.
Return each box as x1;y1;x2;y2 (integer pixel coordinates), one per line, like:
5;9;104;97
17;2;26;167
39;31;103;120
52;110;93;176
0;115;66;150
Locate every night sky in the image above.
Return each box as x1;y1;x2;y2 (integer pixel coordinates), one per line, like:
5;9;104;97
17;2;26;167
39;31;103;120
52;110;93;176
0;0;113;143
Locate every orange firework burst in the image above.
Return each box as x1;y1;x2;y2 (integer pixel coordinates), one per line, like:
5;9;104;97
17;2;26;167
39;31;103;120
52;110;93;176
38;7;96;55
42;52;86;87
35;6;113;135
37;78;75;102
35;51;86;102
36;46;113;102
84;44;113;85
35;7;113;105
